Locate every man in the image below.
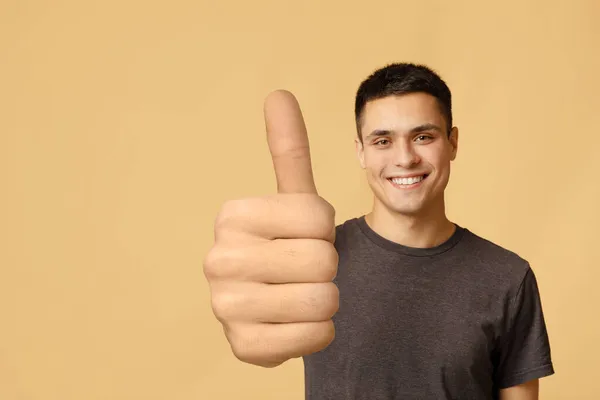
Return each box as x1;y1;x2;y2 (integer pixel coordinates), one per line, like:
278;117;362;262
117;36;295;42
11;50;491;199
203;63;555;399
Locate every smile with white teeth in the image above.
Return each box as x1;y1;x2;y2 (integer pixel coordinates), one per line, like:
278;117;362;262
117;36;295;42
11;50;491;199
389;175;426;186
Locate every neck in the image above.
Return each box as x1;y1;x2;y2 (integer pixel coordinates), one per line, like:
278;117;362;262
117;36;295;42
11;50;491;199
365;196;456;249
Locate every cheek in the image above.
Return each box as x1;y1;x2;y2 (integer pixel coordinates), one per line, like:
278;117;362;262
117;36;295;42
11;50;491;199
430;159;452;189
422;146;451;170
364;151;391;173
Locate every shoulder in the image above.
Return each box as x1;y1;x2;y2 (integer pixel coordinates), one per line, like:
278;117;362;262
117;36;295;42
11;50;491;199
462;227;528;266
457;225;534;294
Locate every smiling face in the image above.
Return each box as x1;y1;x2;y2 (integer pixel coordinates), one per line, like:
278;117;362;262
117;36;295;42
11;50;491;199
355;92;459;217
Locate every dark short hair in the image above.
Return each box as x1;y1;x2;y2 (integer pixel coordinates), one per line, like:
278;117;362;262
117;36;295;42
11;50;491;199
354;62;453;141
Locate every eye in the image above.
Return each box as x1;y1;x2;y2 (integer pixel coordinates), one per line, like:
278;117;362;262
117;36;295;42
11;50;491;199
374;139;390;146
415;135;432;142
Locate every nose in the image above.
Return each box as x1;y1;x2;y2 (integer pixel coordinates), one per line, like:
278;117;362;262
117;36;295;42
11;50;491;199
393;140;420;168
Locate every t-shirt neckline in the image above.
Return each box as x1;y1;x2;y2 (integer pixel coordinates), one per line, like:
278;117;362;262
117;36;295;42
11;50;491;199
354;215;466;257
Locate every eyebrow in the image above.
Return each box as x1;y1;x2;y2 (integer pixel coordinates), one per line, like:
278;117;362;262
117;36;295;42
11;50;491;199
364;123;444;141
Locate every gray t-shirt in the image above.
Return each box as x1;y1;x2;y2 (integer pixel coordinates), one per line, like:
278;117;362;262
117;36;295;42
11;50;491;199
303;216;554;399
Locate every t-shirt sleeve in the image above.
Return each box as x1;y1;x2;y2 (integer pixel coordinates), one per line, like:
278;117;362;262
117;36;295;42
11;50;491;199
494;266;555;389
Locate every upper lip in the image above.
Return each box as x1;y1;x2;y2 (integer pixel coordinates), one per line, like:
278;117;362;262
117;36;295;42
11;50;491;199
387;173;428;179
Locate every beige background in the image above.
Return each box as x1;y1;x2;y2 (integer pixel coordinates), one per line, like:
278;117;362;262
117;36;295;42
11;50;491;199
1;0;599;399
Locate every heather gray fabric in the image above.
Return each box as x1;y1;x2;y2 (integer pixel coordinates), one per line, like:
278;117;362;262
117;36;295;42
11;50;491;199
303;216;554;400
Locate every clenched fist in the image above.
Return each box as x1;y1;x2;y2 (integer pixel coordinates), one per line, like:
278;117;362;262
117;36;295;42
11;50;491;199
203;90;339;368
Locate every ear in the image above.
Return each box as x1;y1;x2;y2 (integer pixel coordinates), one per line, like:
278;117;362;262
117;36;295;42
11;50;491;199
355;137;366;169
448;126;459;161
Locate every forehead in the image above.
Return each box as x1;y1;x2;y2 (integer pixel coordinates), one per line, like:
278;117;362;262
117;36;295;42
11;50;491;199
361;93;446;133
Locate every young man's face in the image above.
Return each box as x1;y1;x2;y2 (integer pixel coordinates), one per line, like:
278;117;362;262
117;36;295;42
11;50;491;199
355;92;458;217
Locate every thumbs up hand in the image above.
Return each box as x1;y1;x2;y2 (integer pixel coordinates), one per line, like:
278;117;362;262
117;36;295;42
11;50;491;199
203;90;339;368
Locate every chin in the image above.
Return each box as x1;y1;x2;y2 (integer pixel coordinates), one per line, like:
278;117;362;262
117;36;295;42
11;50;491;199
376;196;425;216
387;204;425;216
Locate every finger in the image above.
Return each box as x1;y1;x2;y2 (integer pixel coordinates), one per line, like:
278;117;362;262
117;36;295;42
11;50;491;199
213;281;339;323
264;90;317;194
205;238;338;284
228;320;335;366
216;194;335;242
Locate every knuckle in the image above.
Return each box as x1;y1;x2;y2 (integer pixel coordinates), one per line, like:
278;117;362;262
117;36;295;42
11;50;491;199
314;242;339;281
202;247;220;280
314;197;336;238
320;320;336;347
304;283;339;320
230;340;250;363
211;290;240;322
323;244;339;280
322;283;340;318
216;199;250;229
229;329;267;366
203;247;236;280
204;247;241;280
310;320;335;353
312;195;334;217
229;333;252;363
321;196;336;220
